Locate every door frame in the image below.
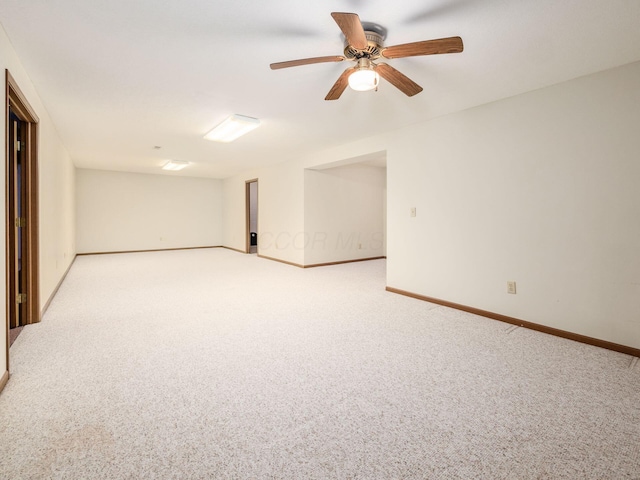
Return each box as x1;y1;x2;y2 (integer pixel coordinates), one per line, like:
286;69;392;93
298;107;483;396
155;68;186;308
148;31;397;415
245;179;258;253
5;70;40;372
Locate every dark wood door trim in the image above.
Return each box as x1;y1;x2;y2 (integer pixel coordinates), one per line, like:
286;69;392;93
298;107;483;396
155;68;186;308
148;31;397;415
245;179;258;254
5;69;40;380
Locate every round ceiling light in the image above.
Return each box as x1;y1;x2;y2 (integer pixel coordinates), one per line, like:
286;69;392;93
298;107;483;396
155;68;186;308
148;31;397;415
348;69;379;91
348;58;379;92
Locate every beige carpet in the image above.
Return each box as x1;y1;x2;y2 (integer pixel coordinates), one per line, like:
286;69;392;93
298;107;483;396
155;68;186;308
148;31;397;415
1;248;639;479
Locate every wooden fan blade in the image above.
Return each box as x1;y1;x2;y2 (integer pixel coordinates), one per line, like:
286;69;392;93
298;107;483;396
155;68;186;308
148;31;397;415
381;36;463;59
270;56;345;70
375;63;423;97
325;67;356;101
331;12;368;50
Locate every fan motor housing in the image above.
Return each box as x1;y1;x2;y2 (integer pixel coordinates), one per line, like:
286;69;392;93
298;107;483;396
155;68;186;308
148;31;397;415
343;22;386;60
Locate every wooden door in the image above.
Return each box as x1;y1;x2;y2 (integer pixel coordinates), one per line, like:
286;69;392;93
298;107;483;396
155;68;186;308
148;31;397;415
7;111;28;328
5;70;40;333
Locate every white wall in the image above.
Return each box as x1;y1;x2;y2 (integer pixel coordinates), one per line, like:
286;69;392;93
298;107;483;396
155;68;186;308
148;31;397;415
222;160;304;265
39;108;76;307
385;61;640;349
76;169;222;253
304;164;386;265
289;61;640;350
1;24;76;378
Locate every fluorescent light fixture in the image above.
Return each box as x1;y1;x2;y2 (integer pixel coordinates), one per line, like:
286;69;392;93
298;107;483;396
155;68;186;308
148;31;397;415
348;58;379;92
162;160;189;171
204;114;260;143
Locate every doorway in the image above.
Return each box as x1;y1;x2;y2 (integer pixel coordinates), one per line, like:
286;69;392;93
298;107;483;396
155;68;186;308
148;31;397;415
245;179;258;254
5;70;40;352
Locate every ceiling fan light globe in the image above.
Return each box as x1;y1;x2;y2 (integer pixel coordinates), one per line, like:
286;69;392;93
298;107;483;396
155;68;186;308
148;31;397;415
348;69;379;91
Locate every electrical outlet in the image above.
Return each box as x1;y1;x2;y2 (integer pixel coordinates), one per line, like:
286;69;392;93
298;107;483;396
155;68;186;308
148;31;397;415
357;243;362;249
410;207;416;217
507;281;517;294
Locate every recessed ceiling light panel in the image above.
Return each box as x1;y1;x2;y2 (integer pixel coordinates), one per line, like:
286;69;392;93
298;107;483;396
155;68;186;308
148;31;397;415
162;160;189;171
204;114;260;143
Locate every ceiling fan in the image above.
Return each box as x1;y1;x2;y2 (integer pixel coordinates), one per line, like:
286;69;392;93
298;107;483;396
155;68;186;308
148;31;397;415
270;12;463;100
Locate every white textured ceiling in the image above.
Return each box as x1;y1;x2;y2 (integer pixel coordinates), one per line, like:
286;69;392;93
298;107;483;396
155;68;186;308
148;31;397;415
1;0;639;178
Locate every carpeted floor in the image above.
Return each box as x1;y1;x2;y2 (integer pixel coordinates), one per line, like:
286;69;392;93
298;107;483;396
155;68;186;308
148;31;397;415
1;248;639;479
